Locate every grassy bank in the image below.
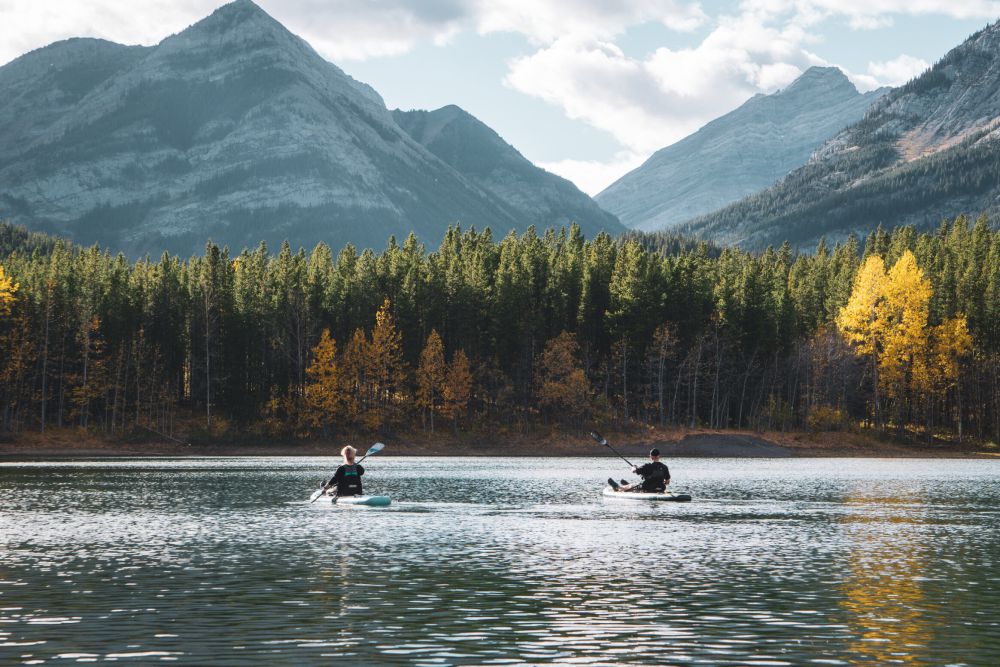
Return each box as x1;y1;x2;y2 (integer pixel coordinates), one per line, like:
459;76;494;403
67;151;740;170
0;425;995;459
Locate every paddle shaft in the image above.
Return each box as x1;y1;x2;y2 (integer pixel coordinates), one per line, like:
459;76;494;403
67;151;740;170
598;435;635;468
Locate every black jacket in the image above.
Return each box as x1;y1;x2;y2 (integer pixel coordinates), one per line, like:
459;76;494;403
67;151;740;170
634;461;670;492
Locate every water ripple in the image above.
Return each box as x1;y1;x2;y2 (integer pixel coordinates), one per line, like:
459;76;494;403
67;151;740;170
1;457;998;664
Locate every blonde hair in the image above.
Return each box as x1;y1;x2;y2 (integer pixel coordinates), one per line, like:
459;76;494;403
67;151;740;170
341;445;356;463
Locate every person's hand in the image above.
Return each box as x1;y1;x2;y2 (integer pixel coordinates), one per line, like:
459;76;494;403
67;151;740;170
631;466;638;473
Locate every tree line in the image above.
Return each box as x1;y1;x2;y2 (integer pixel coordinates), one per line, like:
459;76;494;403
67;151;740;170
0;216;997;444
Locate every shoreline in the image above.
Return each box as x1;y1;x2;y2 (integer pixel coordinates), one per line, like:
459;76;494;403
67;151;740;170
1;428;995;460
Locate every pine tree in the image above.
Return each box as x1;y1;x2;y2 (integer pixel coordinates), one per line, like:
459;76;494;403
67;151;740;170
368;298;405;429
416;329;446;431
443;349;473;432
341;328;367;427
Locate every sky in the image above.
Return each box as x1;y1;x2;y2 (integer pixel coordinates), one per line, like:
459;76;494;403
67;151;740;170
1;1;997;194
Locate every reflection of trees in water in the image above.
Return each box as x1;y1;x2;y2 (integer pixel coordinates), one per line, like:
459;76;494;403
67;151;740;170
840;491;937;665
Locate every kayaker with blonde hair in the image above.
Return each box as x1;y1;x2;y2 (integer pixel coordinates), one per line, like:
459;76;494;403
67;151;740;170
322;445;365;497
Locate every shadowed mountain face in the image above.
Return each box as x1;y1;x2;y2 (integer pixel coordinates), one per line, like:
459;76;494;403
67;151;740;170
0;0;623;256
596;67;885;233
393;105;621;234
684;21;1000;250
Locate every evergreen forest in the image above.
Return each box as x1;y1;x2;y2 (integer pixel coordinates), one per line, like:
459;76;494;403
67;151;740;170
1;216;998;446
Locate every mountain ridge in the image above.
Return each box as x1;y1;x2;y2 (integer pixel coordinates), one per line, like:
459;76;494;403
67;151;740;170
0;0;622;256
394;105;621;233
683;21;1000;250
596;66;885;233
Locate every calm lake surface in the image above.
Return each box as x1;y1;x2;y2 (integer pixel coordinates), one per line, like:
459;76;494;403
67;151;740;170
1;456;998;665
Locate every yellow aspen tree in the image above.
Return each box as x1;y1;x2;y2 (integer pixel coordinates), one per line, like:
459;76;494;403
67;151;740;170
0;264;17;316
535;331;591;424
837;255;888;428
880;251;932;418
443;349;473;432
303;329;341;433
416;329;446;432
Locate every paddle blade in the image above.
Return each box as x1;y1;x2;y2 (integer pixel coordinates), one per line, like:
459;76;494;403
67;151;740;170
589;431;607;446
309;488;325;503
367;442;386;456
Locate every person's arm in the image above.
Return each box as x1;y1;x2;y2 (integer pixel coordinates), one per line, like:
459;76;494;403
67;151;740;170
357;464;364;476
325;466;343;489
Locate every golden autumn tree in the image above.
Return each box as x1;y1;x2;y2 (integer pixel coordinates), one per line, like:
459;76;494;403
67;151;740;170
880;251;933;422
303;329;341;434
416;329;446;431
837;255;889;427
838;251;972;434
0;264;17;317
535;331;591;425
443;349;473;432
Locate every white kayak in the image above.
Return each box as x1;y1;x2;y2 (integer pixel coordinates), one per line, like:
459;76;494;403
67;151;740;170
333;495;391;507
603;487;691;502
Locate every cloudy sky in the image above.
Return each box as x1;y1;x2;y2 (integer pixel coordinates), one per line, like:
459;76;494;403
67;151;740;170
2;0;997;193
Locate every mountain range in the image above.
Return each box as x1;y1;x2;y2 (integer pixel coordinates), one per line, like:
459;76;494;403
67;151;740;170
0;0;621;256
3;1;1000;257
684;21;1000;250
597;67;886;232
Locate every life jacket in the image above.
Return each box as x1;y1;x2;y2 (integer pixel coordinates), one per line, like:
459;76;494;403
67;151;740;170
638;461;669;491
336;464;363;496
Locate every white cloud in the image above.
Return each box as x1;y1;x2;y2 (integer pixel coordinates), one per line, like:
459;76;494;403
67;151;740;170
474;0;708;43
739;0;1000;28
0;0;213;65
867;53;930;85
539;152;647;195
505;12;827;154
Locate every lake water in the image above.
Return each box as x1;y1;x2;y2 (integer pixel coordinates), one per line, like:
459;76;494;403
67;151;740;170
1;456;998;665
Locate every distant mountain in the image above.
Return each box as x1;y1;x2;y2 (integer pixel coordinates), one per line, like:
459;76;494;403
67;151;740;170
0;0;622;256
684;22;1000;250
394;105;621;234
597;67;885;232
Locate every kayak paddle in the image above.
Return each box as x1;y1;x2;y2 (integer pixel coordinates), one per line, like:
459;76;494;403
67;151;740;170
309;442;387;503
357;441;385;464
590;431;635;468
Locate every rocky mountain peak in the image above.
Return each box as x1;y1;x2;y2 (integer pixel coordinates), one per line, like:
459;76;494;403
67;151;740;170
682;19;1000;250
781;66;856;97
185;0;279;37
147;0;314;72
0;2;622;256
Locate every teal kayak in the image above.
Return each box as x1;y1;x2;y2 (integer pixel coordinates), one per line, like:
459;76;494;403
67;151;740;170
602;487;691;502
333;495;391;507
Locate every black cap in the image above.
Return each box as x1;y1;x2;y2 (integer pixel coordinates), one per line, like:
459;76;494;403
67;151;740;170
650;448;660;457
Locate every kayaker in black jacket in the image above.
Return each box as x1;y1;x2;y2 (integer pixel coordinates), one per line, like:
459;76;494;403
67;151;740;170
609;449;670;492
323;445;365;497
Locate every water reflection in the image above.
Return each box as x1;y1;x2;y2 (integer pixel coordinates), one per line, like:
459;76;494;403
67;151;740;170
840;490;936;665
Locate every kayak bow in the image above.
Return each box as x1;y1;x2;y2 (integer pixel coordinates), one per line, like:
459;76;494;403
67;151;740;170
333;495;391;507
602;487;691;502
